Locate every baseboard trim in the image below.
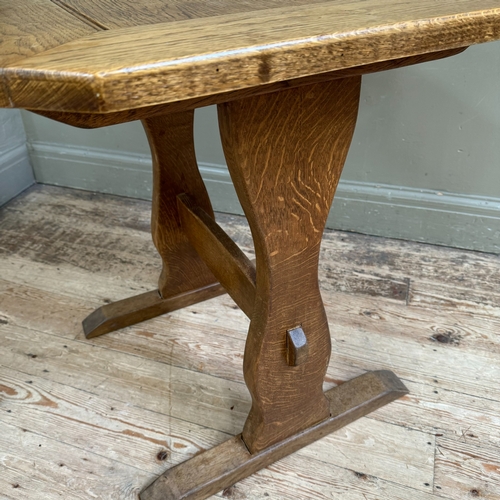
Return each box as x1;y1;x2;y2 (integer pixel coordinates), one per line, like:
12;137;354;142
0;143;35;206
329;183;500;254
28;142;500;253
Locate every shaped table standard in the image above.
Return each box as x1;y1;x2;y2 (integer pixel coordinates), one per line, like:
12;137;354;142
2;1;500;498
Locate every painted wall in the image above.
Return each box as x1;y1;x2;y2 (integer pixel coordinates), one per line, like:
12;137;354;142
0;109;34;206
22;41;500;252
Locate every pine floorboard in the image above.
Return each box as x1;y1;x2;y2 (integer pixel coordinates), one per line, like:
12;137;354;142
1;184;500;499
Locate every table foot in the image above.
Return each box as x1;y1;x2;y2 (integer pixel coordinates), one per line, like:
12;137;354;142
140;370;408;500
82;283;226;339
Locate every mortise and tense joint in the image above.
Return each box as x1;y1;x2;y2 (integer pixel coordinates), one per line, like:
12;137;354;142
286;326;308;366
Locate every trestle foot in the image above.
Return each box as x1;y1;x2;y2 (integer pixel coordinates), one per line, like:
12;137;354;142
83;283;226;338
140;370;408;500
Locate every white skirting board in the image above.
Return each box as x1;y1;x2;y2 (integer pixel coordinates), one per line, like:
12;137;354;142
0;143;35;206
28;141;500;254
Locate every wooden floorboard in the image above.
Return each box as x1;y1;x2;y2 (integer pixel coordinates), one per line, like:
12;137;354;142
1;184;500;499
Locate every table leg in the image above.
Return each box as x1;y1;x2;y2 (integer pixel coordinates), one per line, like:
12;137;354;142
221;76;362;452
140;77;408;499
83;111;225;338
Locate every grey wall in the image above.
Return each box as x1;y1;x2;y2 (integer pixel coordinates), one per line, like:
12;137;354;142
0;109;34;206
22;41;500;253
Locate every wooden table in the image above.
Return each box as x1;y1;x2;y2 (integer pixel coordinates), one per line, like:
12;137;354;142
2;1;500;498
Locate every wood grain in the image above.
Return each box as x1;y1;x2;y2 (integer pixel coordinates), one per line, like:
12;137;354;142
2;0;499;112
82;284;226;338
2;186;500;498
0;0;98;66
30;48;467;127
49;0;109;30
0;0;99;107
7;267;500;458
0;421;150;500
13;187;500;316
0;366;175;473
218;77;361;452
177;193;256;318
0;320;251;435
434;437;500;499
140;371;408;500
142;111;218;299
0;321;435;490
52;0;327;29
79;110;227;338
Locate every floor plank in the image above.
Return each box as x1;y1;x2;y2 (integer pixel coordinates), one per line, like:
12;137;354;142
1;184;500;499
434;437;500;499
0;421;148;500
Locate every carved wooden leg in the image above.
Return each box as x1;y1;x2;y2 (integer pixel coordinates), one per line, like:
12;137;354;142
140;77;408;499
221;77;363;452
83;111;225;338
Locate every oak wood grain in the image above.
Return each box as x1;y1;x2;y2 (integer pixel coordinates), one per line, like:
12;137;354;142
53;0;327;29
79;111;226;339
31;48;466;127
2;0;499;112
82;284;226;339
140;370;408;500
0;0;98;66
142;111;218;299
218;77;361;453
177;193;256;319
0;0;99;107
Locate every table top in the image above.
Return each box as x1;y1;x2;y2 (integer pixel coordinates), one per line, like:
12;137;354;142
1;0;500;114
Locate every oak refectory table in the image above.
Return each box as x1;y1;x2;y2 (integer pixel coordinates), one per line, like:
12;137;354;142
2;1;500;498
